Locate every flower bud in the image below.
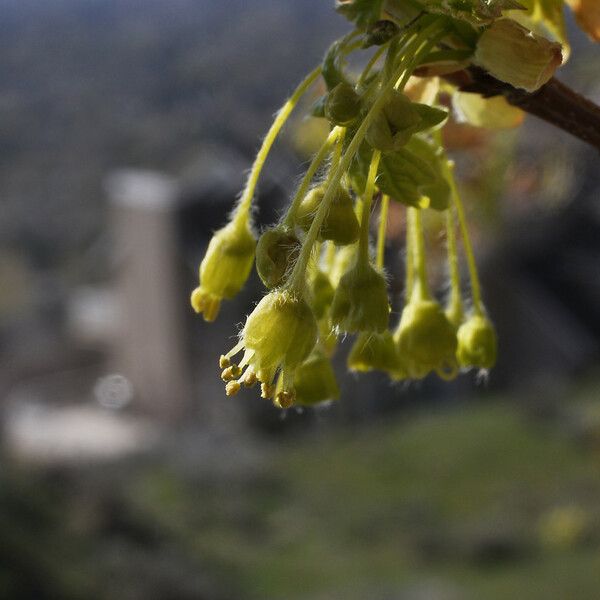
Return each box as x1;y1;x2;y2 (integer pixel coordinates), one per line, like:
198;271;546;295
255;226;301;289
347;330;404;377
474;19;562;92
324;82;362;126
330;262;390;333
395;299;458;379
191;219;256;322
456;314;497;370
363;20;399;48
296;186;360;246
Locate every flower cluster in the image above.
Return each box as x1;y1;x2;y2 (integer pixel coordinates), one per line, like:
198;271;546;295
190;0;579;408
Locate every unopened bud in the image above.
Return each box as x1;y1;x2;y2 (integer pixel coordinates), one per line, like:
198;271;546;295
325;82;362;126
363;20;399;48
456;314;497;370
296;186;359;246
256;226;301;288
191;219;256;321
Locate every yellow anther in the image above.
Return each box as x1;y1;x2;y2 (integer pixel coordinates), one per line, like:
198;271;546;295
190;287;205;313
274;389;295;409
203;296;221;322
260;383;274;399
219;355;231;369
225;381;241;396
241;370;257;387
221;365;242;382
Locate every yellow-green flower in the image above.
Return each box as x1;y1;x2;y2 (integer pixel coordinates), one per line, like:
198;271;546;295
348;330;405;379
395;298;458;380
330;261;390;333
278;349;340;406
456;314;497;370
191;219;255;322
220;290;318;408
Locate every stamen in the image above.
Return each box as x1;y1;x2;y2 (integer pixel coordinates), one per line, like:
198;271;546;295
221;365;242;382
275;389;296;409
225;340;245;360
225;381;241;396
260;383;274;399
241;369;257;387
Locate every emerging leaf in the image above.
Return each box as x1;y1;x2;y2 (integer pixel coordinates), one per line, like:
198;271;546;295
453;91;525;128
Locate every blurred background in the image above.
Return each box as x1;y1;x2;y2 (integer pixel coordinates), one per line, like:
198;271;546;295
1;1;600;598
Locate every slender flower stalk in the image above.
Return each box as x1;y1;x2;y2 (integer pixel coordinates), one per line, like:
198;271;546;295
376;194;390;270
235;66;322;224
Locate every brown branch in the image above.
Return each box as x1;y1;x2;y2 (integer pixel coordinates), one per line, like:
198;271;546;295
443;67;600;152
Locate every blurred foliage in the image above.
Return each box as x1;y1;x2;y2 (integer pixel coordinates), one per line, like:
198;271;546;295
3;379;600;599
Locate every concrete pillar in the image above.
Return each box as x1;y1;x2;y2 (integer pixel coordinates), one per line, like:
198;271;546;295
106;170;191;421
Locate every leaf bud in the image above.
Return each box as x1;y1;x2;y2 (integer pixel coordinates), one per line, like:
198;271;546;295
330;262;390;333
325;82;362;126
191;219;256;322
365;91;445;152
456;314;497;370
255;226;301;289
363;20;399;48
296;185;360;246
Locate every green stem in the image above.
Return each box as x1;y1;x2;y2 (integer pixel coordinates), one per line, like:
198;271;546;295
234;65;322;223
446;205;463;314
405;208;414;301
325;241;336;271
282;126;342;227
285;21;449;295
446;160;484;316
376;194;390;270
359;149;381;263
411;206;430;301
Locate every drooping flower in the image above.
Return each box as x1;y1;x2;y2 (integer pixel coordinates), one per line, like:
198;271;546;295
348;330;405;379
456;314;497;370
220;290;318;408
394;290;458;380
191;218;255;322
330;260;390;333
278;349;340;406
